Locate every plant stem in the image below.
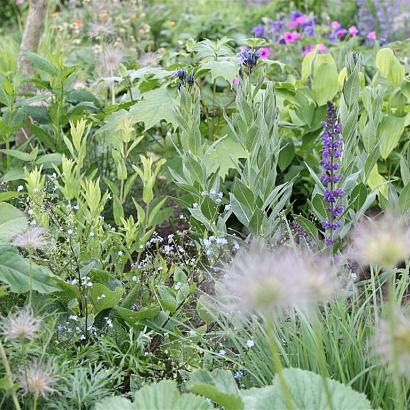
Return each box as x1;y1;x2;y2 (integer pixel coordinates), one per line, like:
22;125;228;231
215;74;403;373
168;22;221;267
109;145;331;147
0;339;21;410
386;272;404;410
265;317;295;410
312;310;335;410
28;250;33;305
32;394;38;410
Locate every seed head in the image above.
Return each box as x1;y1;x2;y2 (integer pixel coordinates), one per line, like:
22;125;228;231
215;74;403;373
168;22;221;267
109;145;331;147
12;227;48;251
220;242;339;316
350;213;410;269
101;47;123;75
19;362;56;397
373;310;410;377
1;306;42;341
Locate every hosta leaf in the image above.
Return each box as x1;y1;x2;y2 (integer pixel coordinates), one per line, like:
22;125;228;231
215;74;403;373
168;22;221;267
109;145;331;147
379;115;405;159
129;87;179;130
376;48;405;87
0;245;59;294
399;182;410;214
0;203;27;243
312;54;338;106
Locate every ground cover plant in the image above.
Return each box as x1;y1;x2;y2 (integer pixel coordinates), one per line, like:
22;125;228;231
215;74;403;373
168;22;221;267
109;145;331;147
0;0;410;409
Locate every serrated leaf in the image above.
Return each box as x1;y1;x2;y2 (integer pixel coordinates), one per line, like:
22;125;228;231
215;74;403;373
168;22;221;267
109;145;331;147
200;60;239;84
129;87;179;130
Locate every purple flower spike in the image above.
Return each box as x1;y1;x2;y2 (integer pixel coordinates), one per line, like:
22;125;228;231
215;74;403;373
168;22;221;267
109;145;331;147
321;101;344;246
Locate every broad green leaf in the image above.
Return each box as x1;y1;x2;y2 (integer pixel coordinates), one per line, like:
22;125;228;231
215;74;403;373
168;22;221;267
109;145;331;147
0;245;59;294
134;380;213;410
187;369;243;410
376;48;405;87
301;51;315;82
204;136;246;178
399;182;410;214
25;52;57;76
2;149;34;162
0;192;19;202
367;165;388;198
157;285;178;313
379;115;405;159
230;193;252;227
0;203;27;243
200;60;239;84
95;397;133;410
312;54;338;106
114;306;160;327
129;87;179;130
89;283;124;315
248;368;373;410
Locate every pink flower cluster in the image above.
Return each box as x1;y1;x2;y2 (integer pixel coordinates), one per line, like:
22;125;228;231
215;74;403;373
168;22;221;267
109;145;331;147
283;31;301;44
330;20;377;41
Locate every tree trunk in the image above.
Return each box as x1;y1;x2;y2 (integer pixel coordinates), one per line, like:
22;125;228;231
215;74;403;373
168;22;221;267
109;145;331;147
17;0;48;77
16;0;48;144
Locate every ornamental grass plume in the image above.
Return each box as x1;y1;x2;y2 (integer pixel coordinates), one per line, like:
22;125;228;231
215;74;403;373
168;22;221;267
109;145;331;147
221;241;339;316
350;213;410;269
18;362;56;398
373;309;410;377
1;306;42;341
12;227;48;251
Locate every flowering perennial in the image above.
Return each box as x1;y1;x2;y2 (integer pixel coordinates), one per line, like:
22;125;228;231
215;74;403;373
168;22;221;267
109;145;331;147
320;101;344;246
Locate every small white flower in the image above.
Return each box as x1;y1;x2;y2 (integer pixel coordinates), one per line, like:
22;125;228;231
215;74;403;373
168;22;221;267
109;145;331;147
107;193;112;200
118;250;123;256
193;202;199;209
351;272;358;281
175;282;182;290
224;204;231;211
51;173;57;179
246;339;255;348
164;245;173;254
30;220;37;226
189;329;197;336
67;229;73;236
89;231;95;237
216;237;228;245
132;276;137;282
218;349;226;356
69;315;78;321
17;185;24;192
